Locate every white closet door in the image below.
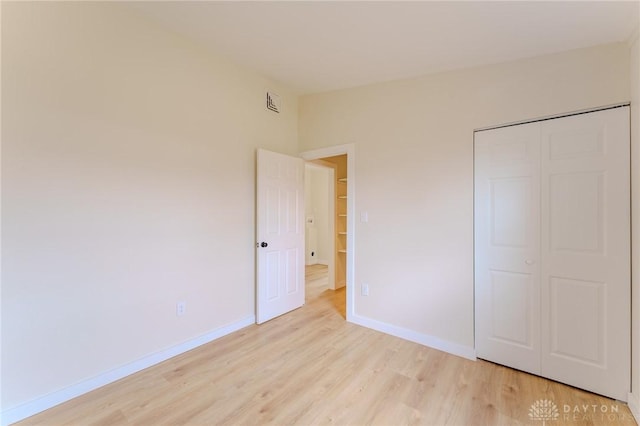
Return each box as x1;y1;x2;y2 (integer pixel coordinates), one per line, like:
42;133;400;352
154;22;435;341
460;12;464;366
475;122;541;375
475;106;630;402
540;108;630;401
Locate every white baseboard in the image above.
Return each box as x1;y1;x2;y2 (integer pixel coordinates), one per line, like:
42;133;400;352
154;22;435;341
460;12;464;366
349;314;476;361
1;316;255;426
628;392;640;424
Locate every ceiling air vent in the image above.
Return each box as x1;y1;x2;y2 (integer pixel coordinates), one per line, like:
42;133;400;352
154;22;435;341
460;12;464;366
266;91;281;113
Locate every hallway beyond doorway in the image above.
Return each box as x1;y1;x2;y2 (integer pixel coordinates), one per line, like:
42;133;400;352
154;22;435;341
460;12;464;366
305;264;345;319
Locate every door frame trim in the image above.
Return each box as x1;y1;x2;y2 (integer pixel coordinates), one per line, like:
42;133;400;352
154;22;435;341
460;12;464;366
301;143;356;321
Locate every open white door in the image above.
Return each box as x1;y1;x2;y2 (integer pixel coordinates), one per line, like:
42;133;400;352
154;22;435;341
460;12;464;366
256;149;305;324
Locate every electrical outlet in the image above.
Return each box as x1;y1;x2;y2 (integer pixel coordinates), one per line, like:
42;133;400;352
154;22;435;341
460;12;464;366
361;283;369;296
176;301;186;316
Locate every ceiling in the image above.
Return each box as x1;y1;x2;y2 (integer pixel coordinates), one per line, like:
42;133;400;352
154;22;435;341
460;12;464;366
130;1;640;95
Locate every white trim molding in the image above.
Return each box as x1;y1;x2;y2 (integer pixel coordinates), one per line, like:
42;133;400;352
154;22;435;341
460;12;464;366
1;316;255;426
350;314;477;361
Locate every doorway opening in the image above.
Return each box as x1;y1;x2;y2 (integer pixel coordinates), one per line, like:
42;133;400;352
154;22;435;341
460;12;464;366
304;162;335;291
301;144;355;321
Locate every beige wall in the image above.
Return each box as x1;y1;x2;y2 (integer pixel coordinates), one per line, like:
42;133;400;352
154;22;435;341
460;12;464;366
1;2;298;409
299;43;631;351
629;25;640;412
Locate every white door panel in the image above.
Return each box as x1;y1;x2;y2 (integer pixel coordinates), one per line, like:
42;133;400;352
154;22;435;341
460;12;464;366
475;122;541;375
540;108;630;401
475;106;630;401
256;149;305;324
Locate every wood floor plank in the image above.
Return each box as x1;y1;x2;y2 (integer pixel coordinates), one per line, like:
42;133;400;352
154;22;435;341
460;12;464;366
15;264;637;425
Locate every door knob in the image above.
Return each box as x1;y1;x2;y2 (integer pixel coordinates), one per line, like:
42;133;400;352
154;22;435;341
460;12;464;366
260;242;268;248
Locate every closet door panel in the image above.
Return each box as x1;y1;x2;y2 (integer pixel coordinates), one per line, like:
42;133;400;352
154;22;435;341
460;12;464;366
474;122;541;375
540;107;630;401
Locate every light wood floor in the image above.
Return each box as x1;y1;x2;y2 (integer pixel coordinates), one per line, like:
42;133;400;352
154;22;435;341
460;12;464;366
16;265;635;425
